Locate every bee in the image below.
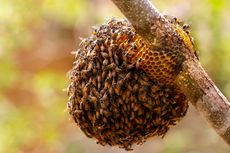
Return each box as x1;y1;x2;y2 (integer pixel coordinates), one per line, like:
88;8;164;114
153;117;161;126
136;58;144;69
80;127;93;138
87;62;93;72
153;107;161;114
101;52;109;59
96;61;101;69
124;117;129;124
133;104;139;112
103;110;110;117
113;53;119;65
133;84;139;93
87;112;93;120
108;46;113;58
101;91;109;102
115;122;119;129
182;24;190;31
122;91;126;101
101;71;106;81
104;78;111;90
92;115;97;125
125;88;131;99
96;111;100;119
97;75;102;90
117;97;123;104
130;111;135;120
79;38;87;47
111;31;117;38
119;122;124;129
159;90;164;96
105;63;116;71
99;108;104;115
100;45;105;52
89;77;97;87
92;28;98;35
103;59;109;66
83;86;89;98
151;85;160;93
81;70;90;80
122;52;128;61
88;95;97;104
137;108;143;116
138;92;147;102
127;103;130;111
102;117;107;123
108;86;114;95
91;88;100;99
92;68;97;75
94;43;100;51
108;70;113;79
126;63;135;70
84;101;90;110
104;38;110;47
135;118;143;124
124;72;132;80
67;101;73;110
129;95;136;103
122;103;128;112
116;32;122;40
111;70;117;78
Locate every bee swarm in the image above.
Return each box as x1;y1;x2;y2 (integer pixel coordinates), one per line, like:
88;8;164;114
67;18;189;150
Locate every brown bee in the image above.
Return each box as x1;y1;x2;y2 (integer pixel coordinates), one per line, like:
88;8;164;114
104;78;111;90
101;52;109;59
91;88;100;99
87;62;93;71
115;122;119;129
108;86;114;95
105;63;116;70
101;91;109;102
101;71;106;81
81;70;90;80
117;97;123;105
104;38;110;47
82;86;89;98
67;101;73;110
84;101;90;110
88;95;98;104
89;77;97;87
100;45;105;52
108;46;113;57
113;53;119;65
103;59;109;66
124;72;132;80
133;84;139;93
182;24;190;31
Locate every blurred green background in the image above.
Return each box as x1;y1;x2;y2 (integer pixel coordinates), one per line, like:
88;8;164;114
0;0;230;153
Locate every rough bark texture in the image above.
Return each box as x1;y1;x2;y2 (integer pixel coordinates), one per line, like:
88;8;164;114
112;0;230;145
177;58;230;145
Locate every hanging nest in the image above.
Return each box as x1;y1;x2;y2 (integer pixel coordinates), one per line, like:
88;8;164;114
67;18;189;150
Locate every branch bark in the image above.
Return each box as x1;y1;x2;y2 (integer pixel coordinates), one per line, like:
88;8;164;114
112;0;230;145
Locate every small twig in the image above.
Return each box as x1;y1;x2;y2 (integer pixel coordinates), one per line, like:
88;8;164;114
112;0;230;145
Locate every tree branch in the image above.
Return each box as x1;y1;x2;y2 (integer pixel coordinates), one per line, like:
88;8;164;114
112;0;230;145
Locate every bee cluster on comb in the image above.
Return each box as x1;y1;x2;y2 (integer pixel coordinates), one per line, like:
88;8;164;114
67;18;190;150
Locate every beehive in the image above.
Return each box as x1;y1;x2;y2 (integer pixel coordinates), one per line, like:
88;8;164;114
67;18;190;150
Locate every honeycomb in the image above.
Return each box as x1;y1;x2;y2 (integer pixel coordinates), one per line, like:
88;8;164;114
117;35;183;85
67;18;189;150
105;18;189;85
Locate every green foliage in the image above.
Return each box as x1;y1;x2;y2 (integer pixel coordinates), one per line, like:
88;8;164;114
0;0;230;152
